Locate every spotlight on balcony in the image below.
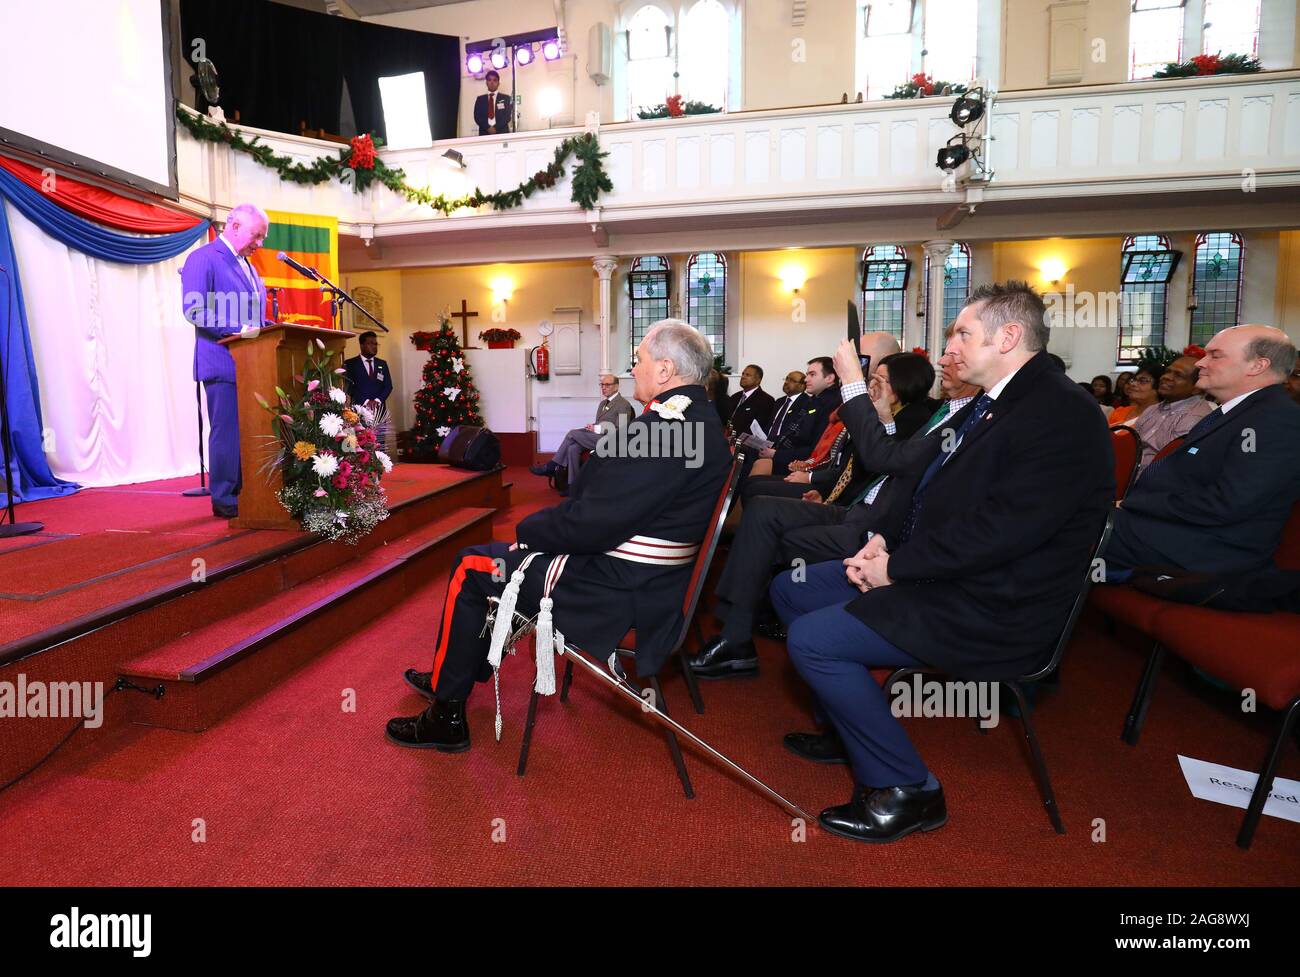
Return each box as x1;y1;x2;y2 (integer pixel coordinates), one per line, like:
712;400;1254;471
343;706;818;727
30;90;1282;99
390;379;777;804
466;52;484;75
515;44;534;66
936;135;972;172
949;87;985;127
542;38;562;61
490;48;509;71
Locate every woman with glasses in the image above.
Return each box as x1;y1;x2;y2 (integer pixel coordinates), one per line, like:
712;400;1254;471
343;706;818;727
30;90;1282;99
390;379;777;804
1108;364;1163;426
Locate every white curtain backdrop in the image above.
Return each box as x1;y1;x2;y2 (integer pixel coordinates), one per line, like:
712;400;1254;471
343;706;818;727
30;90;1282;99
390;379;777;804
6;201;207;487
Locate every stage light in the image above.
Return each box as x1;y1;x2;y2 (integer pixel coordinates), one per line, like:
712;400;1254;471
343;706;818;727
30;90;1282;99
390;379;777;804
467;52;484;75
936;136;971;172
950;87;985;127
542;38;561;61
515;44;533;66
490;48;509;71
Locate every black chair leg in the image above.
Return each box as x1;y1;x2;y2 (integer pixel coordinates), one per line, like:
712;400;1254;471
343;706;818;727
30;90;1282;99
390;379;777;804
679;648;705;715
652;676;694;799
1237;697;1300;850
516;689;540;777
559;658;574;703
1010;682;1065;835
1122;641;1166;745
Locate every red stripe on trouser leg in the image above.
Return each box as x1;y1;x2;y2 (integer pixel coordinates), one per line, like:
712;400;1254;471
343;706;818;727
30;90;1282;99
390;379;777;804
430;555;501;689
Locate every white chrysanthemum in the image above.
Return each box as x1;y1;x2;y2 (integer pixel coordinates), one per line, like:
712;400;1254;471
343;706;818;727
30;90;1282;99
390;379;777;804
312;453;339;477
319;413;344;437
328;387;347;404
375;450;393;473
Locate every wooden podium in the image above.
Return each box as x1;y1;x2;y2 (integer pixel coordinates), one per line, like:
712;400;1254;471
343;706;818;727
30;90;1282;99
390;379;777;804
221;324;354;530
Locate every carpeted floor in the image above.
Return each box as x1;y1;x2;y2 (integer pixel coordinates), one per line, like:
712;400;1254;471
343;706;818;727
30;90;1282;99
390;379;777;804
0;466;475;642
0;466;1295;886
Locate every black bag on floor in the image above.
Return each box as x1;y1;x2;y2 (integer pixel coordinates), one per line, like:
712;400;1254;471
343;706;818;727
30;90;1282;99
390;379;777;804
437;425;501;471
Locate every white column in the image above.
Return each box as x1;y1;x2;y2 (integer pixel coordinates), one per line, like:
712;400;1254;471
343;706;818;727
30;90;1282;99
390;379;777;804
593;256;619;375
923;239;955;360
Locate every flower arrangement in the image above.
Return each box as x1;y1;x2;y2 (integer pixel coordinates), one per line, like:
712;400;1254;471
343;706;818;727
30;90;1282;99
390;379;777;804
637;95;722;119
478;327;521;345
1151;53;1261;79
348;133;376;170
1182;344;1207;360
254;338;391;543
884;73;968;99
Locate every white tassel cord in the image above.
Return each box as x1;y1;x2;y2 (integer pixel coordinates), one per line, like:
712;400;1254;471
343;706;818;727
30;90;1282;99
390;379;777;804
533;556;569;695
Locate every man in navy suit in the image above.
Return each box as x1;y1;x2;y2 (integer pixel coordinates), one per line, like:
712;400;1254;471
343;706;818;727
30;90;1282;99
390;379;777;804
770;282;1113;843
344;332;393;413
1107;324;1300;576
473;70;513;136
180;203;269;518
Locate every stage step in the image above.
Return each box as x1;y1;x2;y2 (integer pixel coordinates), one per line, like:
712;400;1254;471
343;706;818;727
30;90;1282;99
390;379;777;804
117;508;492;731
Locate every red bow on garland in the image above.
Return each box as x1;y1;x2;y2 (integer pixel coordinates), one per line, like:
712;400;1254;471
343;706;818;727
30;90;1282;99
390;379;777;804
349;134;376;170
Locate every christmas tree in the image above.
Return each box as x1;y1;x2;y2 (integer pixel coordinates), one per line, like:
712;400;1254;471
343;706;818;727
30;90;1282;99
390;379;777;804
405;315;484;461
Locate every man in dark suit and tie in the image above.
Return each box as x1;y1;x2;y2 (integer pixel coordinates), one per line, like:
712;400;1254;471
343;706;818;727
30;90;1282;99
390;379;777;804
768;282;1113;843
344;331;393;413
530;374;637;495
180;203;269;518
724;364;777;436
473;70;513;136
1105;324;1300;576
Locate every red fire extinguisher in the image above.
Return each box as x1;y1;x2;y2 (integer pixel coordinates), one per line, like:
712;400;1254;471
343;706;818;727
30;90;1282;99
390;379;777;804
530;338;550;382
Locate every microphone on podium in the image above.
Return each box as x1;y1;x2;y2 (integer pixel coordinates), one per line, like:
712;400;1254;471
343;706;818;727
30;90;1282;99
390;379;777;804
277;251;319;281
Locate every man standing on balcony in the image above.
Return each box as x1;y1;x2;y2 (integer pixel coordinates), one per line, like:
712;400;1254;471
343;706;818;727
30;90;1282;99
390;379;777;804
474;70;513;136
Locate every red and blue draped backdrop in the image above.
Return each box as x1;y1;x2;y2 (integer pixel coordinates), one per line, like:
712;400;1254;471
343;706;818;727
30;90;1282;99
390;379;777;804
0;155;210;503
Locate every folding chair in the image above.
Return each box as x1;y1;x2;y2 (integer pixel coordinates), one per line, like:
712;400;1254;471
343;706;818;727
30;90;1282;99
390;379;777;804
512;448;748;797
1109;427;1142;501
884;512;1114;835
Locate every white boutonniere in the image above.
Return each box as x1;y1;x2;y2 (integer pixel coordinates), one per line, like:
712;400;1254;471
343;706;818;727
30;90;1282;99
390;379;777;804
650;395;692;421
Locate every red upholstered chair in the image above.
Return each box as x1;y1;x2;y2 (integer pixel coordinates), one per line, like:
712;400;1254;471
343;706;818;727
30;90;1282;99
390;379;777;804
1110;427;1142;502
515;448;749;798
1121;501;1300;849
884;512;1115;835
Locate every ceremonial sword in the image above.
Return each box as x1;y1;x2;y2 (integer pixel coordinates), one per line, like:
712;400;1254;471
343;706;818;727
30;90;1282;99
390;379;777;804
486;599;815;825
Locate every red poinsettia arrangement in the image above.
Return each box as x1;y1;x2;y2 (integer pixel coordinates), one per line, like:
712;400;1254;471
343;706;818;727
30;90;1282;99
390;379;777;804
666;94;686;117
1190;54;1222;76
349;134;376;170
1183;344;1208;359
910;73;935;96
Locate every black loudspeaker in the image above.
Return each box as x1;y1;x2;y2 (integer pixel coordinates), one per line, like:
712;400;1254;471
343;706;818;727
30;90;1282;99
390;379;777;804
437;425;501;471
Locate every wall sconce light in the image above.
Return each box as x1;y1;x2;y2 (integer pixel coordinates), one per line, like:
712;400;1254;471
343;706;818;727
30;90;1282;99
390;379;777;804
490;276;514;305
779;264;807;294
1039;258;1068;286
442;149;466;169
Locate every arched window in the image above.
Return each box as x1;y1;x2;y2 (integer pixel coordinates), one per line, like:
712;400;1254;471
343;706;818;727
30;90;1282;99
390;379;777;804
1189;232;1245;345
680;0;729;109
922;242;971;332
629;255;671;360
627;4;675;116
1203;0;1260;58
1118;234;1180;363
922;0;978;84
687;252;727;362
860;244;911;342
1130;0;1185;80
856;1;976;102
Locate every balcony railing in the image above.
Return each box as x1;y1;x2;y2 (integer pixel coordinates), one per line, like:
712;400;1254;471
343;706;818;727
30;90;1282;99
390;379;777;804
176;69;1300;237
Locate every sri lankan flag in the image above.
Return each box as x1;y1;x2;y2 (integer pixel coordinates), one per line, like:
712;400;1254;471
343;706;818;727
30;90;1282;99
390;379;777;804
249;210;339;328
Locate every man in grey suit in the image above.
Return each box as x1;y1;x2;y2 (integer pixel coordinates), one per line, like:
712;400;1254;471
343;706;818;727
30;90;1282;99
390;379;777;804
530;374;636;495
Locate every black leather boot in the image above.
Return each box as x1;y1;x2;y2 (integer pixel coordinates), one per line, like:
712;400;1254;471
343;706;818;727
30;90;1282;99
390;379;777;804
385;699;470;752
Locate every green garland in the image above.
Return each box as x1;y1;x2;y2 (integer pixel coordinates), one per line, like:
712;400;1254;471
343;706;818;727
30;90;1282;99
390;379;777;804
175;107;613;214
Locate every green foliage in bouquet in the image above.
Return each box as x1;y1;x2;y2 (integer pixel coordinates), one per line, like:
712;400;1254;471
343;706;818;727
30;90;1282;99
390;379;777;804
254;338;393;543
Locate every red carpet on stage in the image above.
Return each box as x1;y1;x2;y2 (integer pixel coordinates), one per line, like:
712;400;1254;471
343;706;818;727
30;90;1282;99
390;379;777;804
0;466;1296;886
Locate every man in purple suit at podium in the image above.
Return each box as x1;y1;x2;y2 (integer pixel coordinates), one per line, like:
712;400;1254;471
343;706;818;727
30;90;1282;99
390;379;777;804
180;203;269;518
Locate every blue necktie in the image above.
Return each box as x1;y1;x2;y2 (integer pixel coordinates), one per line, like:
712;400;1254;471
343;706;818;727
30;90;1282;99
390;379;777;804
899;393;992;544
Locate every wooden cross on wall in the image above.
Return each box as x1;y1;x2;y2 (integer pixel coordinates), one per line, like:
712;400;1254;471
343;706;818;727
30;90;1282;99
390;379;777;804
450;299;478;347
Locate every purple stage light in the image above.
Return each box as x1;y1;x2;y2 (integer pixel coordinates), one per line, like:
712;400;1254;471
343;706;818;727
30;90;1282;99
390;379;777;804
467;52;484;74
542;39;561;61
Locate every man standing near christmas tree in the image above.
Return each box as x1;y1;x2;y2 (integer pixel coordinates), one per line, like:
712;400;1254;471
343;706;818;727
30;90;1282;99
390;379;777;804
387;320;730;752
